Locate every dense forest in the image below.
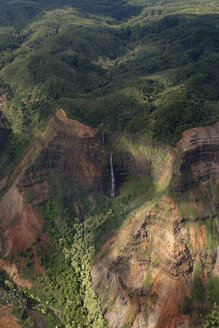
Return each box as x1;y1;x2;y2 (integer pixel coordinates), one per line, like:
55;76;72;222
0;0;219;144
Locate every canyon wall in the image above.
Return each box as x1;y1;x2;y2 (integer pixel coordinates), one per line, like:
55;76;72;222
0;109;107;257
92;121;219;328
0;110;218;327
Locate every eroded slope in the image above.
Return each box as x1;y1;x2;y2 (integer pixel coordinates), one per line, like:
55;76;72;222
92;121;219;328
0;108;107;266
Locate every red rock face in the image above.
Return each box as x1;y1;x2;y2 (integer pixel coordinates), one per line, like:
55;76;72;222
0;110;218;327
92;121;219;328
0;179;44;257
0;305;22;328
30;109;107;193
91;198;193;328
0;109;107;257
173;121;219;193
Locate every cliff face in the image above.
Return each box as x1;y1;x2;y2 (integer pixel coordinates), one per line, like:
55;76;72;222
92;199;193;328
92;121;219;328
0;109;107;258
0;111;218;327
173;121;219;197
37;109;107;193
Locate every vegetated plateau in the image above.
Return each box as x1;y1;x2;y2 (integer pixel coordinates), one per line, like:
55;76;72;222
0;0;218;327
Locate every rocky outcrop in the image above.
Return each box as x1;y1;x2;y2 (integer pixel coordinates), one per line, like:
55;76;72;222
172;122;219;196
0;258;32;288
0;109;107;257
92;121;219;328
38;109;107;192
92;198;193;328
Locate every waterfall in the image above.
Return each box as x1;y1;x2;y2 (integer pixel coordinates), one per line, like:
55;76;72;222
109;153;115;197
101;131;105;144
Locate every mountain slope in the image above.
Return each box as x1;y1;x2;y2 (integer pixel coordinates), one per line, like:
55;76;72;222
92;121;219;328
0;1;218;146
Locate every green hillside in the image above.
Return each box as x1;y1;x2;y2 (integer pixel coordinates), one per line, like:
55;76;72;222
0;0;218;146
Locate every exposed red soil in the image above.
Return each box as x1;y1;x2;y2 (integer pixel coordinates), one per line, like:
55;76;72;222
32;249;45;276
151;273;190;328
189;192;203;214
200;267;208;287
42;108;98;140
179;121;219;152
38;232;53;248
0;259;32;288
0;306;21;328
8;205;43;254
0;108;105;295
40;109;107;191
55;109;98;137
190;225;207;251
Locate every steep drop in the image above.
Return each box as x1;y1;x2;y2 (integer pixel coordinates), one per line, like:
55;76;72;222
92;121;219;328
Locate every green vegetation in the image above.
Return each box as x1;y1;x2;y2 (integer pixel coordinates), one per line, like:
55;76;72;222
208;277;219;305
0;271;35;327
205;218;219;251
0;132;30;180
0;0;218;147
191;262;205;302
2;169;154;327
203;303;219;328
144;269;153;289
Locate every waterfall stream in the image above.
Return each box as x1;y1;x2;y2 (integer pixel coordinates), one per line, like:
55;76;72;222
109;153;115;197
101;131;105;143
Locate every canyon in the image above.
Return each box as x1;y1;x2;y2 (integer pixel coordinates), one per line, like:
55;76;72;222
0;110;218;327
92;121;219;328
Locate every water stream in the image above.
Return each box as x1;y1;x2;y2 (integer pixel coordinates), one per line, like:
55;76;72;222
109;153;115;197
101;131;105;144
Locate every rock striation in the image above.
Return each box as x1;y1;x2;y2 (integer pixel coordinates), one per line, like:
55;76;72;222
173;121;219;196
37;109;107;193
0;109;107;257
92;198;192;328
0;110;218;326
92;121;219;328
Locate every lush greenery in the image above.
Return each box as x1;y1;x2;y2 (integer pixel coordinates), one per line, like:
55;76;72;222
203;303;219;328
0;0;218;146
0;170;153;327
